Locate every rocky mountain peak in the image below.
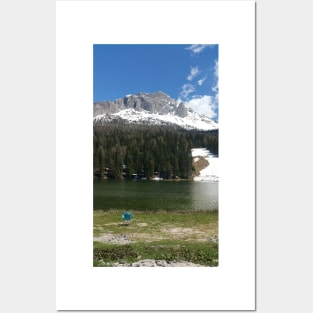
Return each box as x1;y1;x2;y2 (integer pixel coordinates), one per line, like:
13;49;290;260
93;91;218;131
94;91;180;117
175;102;188;118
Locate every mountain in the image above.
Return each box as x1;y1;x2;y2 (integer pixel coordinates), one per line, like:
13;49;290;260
93;91;218;131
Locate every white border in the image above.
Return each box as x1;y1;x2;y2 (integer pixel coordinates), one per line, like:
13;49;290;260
56;1;255;310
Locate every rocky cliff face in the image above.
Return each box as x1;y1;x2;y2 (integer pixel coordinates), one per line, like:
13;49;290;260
93;91;218;131
94;91;188;118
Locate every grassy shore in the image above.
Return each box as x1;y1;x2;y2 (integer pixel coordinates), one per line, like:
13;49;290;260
93;209;218;266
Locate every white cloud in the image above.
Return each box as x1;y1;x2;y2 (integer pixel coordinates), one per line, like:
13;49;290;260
214;59;219;77
197;76;206;86
180;83;195;99
212;60;219;92
184;95;218;119
185;44;209;54
187;66;200;81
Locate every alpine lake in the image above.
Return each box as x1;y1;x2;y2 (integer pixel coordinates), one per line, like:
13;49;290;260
93;179;219;267
94;179;218;212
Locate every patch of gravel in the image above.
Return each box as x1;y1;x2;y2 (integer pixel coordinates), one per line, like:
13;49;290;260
94;234;135;244
137;223;148;227
192;156;209;176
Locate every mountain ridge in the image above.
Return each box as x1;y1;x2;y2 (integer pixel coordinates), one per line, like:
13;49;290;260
93;91;218;131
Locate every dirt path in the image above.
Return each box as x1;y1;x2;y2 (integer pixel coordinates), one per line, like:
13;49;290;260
94;223;218;244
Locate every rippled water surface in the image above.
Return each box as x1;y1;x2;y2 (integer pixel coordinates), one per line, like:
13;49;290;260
94;180;218;211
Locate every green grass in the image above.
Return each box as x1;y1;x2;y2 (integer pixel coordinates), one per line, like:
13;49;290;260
93;241;218;267
94;209;218;237
93;209;218;266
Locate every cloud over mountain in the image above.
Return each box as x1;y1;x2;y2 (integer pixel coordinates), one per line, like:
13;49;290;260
184;95;218;119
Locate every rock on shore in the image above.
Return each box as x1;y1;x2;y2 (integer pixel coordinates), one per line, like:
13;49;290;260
98;259;204;267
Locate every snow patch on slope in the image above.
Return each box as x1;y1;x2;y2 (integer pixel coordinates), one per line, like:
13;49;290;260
192;148;219;182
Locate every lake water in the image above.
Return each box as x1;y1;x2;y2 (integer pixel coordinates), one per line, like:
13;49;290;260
94;180;218;211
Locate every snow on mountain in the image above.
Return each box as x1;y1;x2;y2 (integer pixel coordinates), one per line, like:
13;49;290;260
192;148;219;182
94;108;218;130
93;91;218;131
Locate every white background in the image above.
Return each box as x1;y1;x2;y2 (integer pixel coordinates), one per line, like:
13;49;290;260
1;0;313;313
56;1;254;310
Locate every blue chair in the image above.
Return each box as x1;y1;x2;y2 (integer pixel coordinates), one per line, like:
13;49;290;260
122;212;132;225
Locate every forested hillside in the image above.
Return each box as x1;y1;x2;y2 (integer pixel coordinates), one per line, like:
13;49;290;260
93;124;218;179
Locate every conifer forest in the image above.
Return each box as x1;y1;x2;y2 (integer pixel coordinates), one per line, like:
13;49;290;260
93;124;218;180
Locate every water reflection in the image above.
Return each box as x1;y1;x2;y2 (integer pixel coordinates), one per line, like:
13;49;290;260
190;181;218;211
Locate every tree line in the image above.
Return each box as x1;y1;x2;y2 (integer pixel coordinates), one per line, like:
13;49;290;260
93;124;218;179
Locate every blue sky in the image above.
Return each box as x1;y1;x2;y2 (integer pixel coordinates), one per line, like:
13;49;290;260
93;44;218;120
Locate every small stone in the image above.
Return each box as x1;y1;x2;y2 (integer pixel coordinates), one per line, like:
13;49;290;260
156;260;167;267
98;260;106;266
